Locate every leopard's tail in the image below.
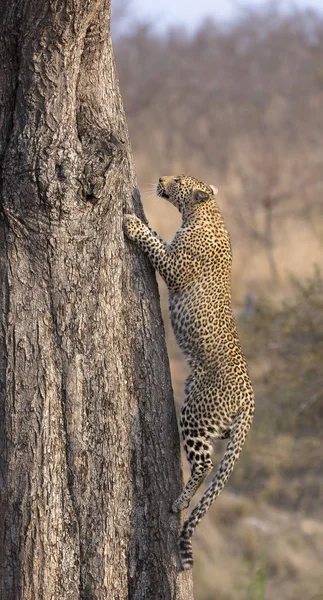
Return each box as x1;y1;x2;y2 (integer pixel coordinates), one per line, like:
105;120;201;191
178;408;254;570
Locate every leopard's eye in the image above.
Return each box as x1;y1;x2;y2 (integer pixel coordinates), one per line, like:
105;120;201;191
174;177;181;184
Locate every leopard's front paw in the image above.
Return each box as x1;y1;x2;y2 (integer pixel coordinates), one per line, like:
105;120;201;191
123;214;144;241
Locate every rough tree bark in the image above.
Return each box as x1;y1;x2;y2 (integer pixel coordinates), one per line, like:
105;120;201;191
0;1;193;599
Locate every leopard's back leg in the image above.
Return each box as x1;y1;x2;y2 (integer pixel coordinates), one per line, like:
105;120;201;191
171;425;213;513
178;407;254;570
172;391;222;513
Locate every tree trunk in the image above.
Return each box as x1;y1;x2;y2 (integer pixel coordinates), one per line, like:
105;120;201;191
0;2;193;599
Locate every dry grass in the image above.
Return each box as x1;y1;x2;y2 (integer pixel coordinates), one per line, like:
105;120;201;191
192;492;323;600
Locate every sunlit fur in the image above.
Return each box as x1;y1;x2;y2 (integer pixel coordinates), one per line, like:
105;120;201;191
123;175;255;570
156;174;216;212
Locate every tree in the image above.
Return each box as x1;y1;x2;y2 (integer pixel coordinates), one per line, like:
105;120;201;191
0;1;193;598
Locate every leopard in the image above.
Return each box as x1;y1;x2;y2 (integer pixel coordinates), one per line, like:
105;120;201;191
123;175;255;570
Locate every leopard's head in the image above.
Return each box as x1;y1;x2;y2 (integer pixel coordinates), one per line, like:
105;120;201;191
156;174;218;213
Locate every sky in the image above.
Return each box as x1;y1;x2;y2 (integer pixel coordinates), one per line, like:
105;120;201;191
127;0;323;31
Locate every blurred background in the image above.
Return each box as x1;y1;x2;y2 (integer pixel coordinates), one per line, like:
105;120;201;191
112;1;323;598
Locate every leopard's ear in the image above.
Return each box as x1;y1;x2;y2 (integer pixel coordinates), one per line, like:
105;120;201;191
192;188;209;203
209;185;218;196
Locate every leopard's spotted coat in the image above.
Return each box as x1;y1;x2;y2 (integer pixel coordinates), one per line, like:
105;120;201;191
124;175;255;570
